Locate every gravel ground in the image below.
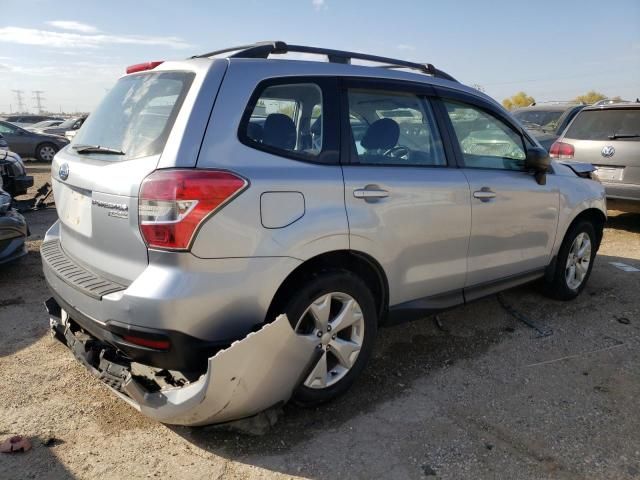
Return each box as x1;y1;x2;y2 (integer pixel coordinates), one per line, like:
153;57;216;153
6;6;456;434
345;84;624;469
1;163;639;479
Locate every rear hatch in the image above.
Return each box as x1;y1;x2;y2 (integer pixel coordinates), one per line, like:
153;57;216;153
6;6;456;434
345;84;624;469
52;67;201;285
563;107;640;185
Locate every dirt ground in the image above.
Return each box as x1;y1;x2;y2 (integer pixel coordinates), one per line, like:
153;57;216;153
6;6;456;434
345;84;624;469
1;163;639;479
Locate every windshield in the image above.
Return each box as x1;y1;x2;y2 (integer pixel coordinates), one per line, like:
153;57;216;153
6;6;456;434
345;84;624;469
565;109;640;141
72;71;195;160
58;118;79;128
31;121;56;129
513;110;563;130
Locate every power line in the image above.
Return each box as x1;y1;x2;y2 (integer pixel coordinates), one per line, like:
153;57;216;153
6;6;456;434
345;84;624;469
32;90;46;114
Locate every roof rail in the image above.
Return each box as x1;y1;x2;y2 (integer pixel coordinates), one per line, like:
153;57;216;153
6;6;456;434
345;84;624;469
191;41;458;82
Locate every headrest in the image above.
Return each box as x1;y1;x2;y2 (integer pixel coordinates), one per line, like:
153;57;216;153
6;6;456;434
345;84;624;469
262;113;296;150
361;118;400;150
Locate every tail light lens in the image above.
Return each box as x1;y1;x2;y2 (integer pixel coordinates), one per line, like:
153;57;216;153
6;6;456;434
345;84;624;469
549;141;575;159
139;170;248;250
126;61;164;74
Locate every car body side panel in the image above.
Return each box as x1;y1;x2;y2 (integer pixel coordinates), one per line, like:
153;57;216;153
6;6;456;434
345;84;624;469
192;62;349;260
155;59;229;169
549;162;607;257
343;166;471;305
462;169;559;286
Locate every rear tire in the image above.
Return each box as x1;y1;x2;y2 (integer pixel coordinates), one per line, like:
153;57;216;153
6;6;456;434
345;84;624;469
282;269;377;406
36;142;58;162
543;221;596;300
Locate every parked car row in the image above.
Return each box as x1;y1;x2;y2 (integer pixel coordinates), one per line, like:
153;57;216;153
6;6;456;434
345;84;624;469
0;121;70;161
0;115;87;161
1;114;61;128
0;149;31;264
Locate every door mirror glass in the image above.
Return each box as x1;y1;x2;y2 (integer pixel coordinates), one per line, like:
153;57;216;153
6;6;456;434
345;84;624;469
525;146;550;185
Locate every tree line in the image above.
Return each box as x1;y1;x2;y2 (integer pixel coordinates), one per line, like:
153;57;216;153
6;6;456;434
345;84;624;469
502;91;622;110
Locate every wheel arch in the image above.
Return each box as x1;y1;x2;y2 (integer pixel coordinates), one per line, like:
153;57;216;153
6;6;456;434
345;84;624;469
545;207;606;282
265;250;389;324
565;207;606;250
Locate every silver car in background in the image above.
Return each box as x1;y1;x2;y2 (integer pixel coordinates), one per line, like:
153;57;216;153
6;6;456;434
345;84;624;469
42;42;606;426
550;102;640;213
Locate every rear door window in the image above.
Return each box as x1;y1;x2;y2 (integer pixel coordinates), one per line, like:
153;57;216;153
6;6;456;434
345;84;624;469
565;109;640;141
72;71;195;160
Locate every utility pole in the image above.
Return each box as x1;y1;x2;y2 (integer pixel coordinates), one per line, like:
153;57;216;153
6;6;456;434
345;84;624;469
32;90;46;114
11;90;26;113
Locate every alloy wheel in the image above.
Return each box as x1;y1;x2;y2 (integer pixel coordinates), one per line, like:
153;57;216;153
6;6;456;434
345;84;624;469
39;145;56;162
565;232;592;290
294;292;365;389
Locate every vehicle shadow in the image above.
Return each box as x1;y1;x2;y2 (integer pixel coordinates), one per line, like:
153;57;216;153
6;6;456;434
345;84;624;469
606;210;640;233
0;436;74;479
168;252;640;479
169;293;517;469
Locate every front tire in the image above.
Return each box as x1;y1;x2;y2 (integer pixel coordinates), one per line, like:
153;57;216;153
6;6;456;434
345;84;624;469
283;270;377;406
543;221;597;300
36;142;58;162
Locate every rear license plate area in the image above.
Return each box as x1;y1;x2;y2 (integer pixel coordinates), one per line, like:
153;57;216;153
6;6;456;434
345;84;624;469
595;166;624;182
57;184;92;236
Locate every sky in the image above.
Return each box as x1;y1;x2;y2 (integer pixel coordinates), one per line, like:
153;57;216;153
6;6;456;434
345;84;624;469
1;0;638;113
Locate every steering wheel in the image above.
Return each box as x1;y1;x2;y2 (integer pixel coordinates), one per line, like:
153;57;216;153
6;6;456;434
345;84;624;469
383;145;410;159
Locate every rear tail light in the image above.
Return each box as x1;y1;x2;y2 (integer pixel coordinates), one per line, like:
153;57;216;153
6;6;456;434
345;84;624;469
126;61;164;74
139;169;248;250
122;335;171;350
549;141;575;159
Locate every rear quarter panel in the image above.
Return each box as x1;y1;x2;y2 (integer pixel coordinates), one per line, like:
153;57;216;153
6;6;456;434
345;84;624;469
191;61;349;260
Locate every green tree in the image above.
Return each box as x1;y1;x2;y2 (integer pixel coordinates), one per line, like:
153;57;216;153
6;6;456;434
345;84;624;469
502;92;535;110
574;91;607;104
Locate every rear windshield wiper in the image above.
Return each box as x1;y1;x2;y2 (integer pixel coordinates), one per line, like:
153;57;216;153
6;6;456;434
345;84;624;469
72;144;125;155
608;133;640;140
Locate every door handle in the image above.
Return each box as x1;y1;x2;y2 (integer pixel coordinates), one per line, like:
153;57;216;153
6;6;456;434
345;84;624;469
353;188;389;199
473;189;496;201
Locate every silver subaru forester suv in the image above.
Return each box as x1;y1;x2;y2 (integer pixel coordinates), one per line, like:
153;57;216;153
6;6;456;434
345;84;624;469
42;42;606;426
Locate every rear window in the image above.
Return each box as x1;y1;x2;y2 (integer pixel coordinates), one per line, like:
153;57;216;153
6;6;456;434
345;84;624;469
513;110;563;130
72;71;195;160
241;82;324;161
565;109;640;141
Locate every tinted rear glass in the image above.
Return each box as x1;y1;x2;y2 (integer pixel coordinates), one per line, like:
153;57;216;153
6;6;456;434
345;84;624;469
513;110;563;129
72;71;195;160
565;109;640;141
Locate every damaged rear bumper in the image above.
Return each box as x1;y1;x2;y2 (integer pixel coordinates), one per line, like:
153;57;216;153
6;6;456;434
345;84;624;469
47;298;317;426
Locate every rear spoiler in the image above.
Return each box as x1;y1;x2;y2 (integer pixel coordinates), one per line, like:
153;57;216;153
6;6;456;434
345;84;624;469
558;161;596;178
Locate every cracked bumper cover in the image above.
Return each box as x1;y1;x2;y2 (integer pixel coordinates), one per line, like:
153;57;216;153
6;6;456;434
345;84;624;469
49;305;317;426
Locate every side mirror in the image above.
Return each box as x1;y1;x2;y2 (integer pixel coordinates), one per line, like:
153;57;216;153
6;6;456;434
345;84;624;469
525;146;550;185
